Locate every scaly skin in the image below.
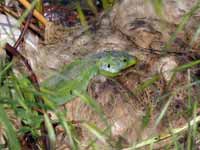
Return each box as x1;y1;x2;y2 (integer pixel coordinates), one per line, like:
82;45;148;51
41;51;137;105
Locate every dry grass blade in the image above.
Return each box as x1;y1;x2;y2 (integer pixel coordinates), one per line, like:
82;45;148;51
83;123;107;144
154;95;173;128
123;115;200;150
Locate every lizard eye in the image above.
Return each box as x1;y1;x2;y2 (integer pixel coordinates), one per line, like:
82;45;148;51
123;58;127;62
69;90;73;95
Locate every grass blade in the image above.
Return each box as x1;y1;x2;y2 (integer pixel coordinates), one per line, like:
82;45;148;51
0;105;20;150
44;113;56;150
155;95;173;128
57;112;79;150
73;90;108;127
83;123;106;143
76;2;89;30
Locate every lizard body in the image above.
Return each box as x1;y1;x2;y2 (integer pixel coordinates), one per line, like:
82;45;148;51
41;51;137;105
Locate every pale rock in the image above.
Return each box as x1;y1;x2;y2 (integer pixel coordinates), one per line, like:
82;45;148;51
157;56;178;81
0;13;39;50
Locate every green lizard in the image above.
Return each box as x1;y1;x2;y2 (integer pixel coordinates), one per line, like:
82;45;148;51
41;50;137;105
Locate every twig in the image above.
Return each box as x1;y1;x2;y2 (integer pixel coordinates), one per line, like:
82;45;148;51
138;47;190;55
14;10;32;51
5;43;40;94
18;0;48;26
137;45;200;56
0;4;44;39
5;9;41;90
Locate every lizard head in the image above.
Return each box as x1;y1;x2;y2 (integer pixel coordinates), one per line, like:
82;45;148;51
97;51;137;77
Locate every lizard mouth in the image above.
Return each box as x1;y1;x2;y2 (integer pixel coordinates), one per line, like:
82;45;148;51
100;61;137;77
127;56;137;67
117;57;137;75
